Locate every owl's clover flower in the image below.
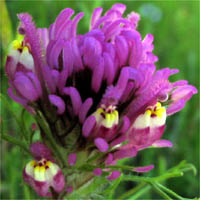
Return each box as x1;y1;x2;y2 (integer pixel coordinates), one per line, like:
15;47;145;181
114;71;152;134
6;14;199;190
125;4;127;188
5;3;197;197
23;142;65;197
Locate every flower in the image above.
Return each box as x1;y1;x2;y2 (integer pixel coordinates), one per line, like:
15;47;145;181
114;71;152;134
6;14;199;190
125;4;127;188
23;142;65;197
5;3;197;196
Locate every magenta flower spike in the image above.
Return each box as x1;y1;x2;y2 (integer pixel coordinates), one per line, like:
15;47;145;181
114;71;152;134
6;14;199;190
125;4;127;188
4;3;197;199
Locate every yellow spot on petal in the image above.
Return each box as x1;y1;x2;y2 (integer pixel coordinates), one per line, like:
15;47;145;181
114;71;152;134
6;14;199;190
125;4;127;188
145;110;152;116
23;46;29;52
40;166;46;172
155;107;166;118
30;160;37;167
96;108;104;114
156;102;162;108
93;105;119;128
12;40;22;50
45;161;52;167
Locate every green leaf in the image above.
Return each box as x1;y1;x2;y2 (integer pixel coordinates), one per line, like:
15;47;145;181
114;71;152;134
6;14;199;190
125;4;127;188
150;182;172;200
1;134;30;155
66;176;108;199
0;93;29;141
34;112;66;167
155;183;186;200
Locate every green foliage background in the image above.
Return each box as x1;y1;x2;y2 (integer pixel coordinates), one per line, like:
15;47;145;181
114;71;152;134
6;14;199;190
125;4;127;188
0;0;199;199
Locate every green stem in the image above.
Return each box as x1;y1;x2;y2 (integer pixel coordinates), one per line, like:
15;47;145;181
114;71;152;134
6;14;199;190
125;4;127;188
156;183;185;200
1;134;30;155
122;171;183;183
119;182;146;199
34;113;66;167
129;185;151;200
21;108;31;143
107;164;134;171
150;183;172;200
87;152;105;163
0;94;29;142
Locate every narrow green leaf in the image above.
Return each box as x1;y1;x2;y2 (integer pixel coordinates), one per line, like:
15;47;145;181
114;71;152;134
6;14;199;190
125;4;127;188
118;182;146;199
1;134;30;155
67;176;107;199
0;93;29;141
34;112;66;167
156;183;185;200
128;185;151;200
150;183;172;200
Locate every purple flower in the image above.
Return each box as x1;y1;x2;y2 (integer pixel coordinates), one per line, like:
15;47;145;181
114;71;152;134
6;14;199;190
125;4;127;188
5;3;197;193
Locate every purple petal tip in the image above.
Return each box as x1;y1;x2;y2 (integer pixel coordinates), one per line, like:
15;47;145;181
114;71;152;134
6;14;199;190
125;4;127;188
134;165;154;173
94;137;109;152
68;153;77;166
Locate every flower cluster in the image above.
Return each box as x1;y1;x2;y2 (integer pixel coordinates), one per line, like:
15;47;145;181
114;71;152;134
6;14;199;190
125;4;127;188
5;3;197;197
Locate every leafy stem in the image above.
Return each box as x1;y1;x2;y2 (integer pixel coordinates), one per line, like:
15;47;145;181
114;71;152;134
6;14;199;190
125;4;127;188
1;134;30;155
150;182;172;200
34;112;66;168
0;93;29;142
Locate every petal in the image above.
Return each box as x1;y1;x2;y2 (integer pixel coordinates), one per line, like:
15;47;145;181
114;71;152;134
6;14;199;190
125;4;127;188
111;3;126;15
115;35;129;66
42;66;56;93
79;98;93;123
103;52;115;84
71;38;83;71
127;12;140;29
50;8;74;40
90;7;103;29
7;88;28;105
68;153;77;166
134;165;154;173
120;116;130;134
93;168;102;176
49;95;65;115
58;68;68;93
13;74;39;101
91;57;104;93
49;39;64;69
66;186;73;194
152;140;173;148
30;142;53;161
94;137;109;152
63;87;82;116
107;171;121;181
71;12;84;38
37;28;49;50
51;170;65;192
19;49;34;71
63;41;74;76
6;51;20;78
113;147;137;160
23;168;51;197
110;135;127;147
26;72;42;97
82;115;96;137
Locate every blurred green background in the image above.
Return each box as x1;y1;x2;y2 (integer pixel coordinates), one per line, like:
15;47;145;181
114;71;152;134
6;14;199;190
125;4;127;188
0;0;199;199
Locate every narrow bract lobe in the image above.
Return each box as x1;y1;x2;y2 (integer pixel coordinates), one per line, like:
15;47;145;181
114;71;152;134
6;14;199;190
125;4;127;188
5;3;197;198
